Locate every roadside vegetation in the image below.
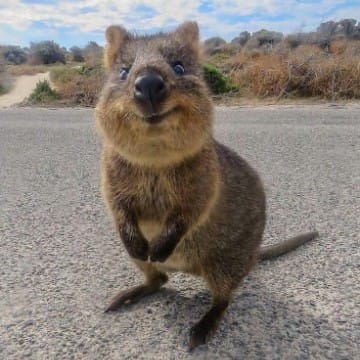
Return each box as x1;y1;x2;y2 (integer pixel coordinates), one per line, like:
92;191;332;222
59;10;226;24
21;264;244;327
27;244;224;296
220;39;360;101
204;19;360;101
203;64;236;95
1;18;359;105
0;54;13;95
50;64;105;106
7;64;49;76
28;79;59;104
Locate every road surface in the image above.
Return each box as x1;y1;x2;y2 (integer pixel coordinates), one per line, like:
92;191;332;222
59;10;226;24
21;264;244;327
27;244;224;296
1;105;359;359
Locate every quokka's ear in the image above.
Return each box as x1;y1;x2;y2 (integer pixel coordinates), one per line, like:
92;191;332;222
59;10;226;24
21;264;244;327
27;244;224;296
174;21;200;55
104;25;131;71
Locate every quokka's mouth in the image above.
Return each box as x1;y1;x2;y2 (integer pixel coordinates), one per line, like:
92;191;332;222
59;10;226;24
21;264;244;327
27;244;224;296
142;106;179;125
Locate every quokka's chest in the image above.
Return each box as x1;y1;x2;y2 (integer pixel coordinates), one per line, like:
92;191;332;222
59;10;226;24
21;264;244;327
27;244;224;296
131;175;176;219
105;156;183;220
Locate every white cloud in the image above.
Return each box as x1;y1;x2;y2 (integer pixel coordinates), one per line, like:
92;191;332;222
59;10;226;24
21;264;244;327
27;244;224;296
0;0;358;41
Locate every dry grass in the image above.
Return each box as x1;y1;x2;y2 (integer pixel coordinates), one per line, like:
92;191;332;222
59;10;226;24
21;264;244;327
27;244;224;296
50;66;79;84
223;40;360;100
50;65;105;106
330;39;360;56
7;64;49;76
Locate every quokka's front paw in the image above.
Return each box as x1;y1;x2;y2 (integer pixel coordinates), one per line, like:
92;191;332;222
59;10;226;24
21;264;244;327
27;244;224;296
149;239;174;263
149;221;185;262
128;238;149;261
119;223;149;261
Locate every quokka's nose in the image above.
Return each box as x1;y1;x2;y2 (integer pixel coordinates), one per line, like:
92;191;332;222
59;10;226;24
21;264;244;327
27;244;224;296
134;73;167;106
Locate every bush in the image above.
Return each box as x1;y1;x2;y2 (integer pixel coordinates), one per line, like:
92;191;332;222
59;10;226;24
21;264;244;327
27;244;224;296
330;39;360;56
202;64;235;94
83;41;103;66
50;65;105;106
226;40;360;100
28;41;66;65
285;33;311;49
0;55;13;95
246;29;284;50
231;31;251;48
50;65;79;84
284;20;360;49
28;80;59;103
0;45;27;65
203;37;227;56
70;46;84;62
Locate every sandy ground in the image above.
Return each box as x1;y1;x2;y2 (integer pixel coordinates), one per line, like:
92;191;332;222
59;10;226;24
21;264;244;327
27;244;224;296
0;72;50;108
1;106;359;359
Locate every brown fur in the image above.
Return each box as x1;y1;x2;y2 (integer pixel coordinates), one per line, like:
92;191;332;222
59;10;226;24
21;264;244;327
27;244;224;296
95;21;318;350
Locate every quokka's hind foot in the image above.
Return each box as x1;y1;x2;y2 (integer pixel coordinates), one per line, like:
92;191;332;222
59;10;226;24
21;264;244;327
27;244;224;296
105;272;168;312
188;266;250;350
189;299;229;350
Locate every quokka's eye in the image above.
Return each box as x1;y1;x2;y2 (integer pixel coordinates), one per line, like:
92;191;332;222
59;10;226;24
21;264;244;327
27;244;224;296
120;67;129;80
173;62;185;76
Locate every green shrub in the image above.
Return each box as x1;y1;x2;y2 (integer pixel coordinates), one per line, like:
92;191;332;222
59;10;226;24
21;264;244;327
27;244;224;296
202;63;236;94
74;64;102;75
0;45;27;65
50;66;78;84
0;76;12;95
50;64;103;87
0;55;13;94
28;41;66;65
28;80;59;103
69;46;85;62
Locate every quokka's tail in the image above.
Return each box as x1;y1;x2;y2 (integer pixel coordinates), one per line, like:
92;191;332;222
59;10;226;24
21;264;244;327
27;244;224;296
258;231;319;261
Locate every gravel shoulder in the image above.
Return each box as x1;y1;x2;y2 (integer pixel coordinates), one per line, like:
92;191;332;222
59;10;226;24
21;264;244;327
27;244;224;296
0;105;359;359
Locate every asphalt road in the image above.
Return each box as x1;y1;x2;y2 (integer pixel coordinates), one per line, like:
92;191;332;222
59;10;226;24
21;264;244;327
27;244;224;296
1;105;359;359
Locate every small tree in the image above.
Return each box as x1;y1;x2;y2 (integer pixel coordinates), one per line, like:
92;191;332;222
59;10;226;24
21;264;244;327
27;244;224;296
231;31;251;47
83;41;103;66
203;37;227;55
0;45;27;65
249;29;283;48
28;41;66;65
336;19;357;38
70;46;85;62
352;24;360;40
317;21;337;38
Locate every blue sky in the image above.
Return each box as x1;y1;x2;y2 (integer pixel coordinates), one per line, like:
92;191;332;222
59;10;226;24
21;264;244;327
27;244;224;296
0;0;359;48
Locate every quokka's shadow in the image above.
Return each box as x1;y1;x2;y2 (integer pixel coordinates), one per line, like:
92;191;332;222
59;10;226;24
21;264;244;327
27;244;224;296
103;277;348;358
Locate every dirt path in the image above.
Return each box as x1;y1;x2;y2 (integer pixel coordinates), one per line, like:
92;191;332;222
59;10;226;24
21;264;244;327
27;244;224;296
0;72;51;108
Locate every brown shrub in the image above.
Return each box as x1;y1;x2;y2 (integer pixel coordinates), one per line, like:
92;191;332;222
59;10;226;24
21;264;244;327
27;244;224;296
52;66;105;106
330;39;348;55
83;42;103;67
272;41;291;57
306;56;360;99
226;41;360;100
229;53;287;97
289;44;324;61
330;39;360;57
50;66;78;84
